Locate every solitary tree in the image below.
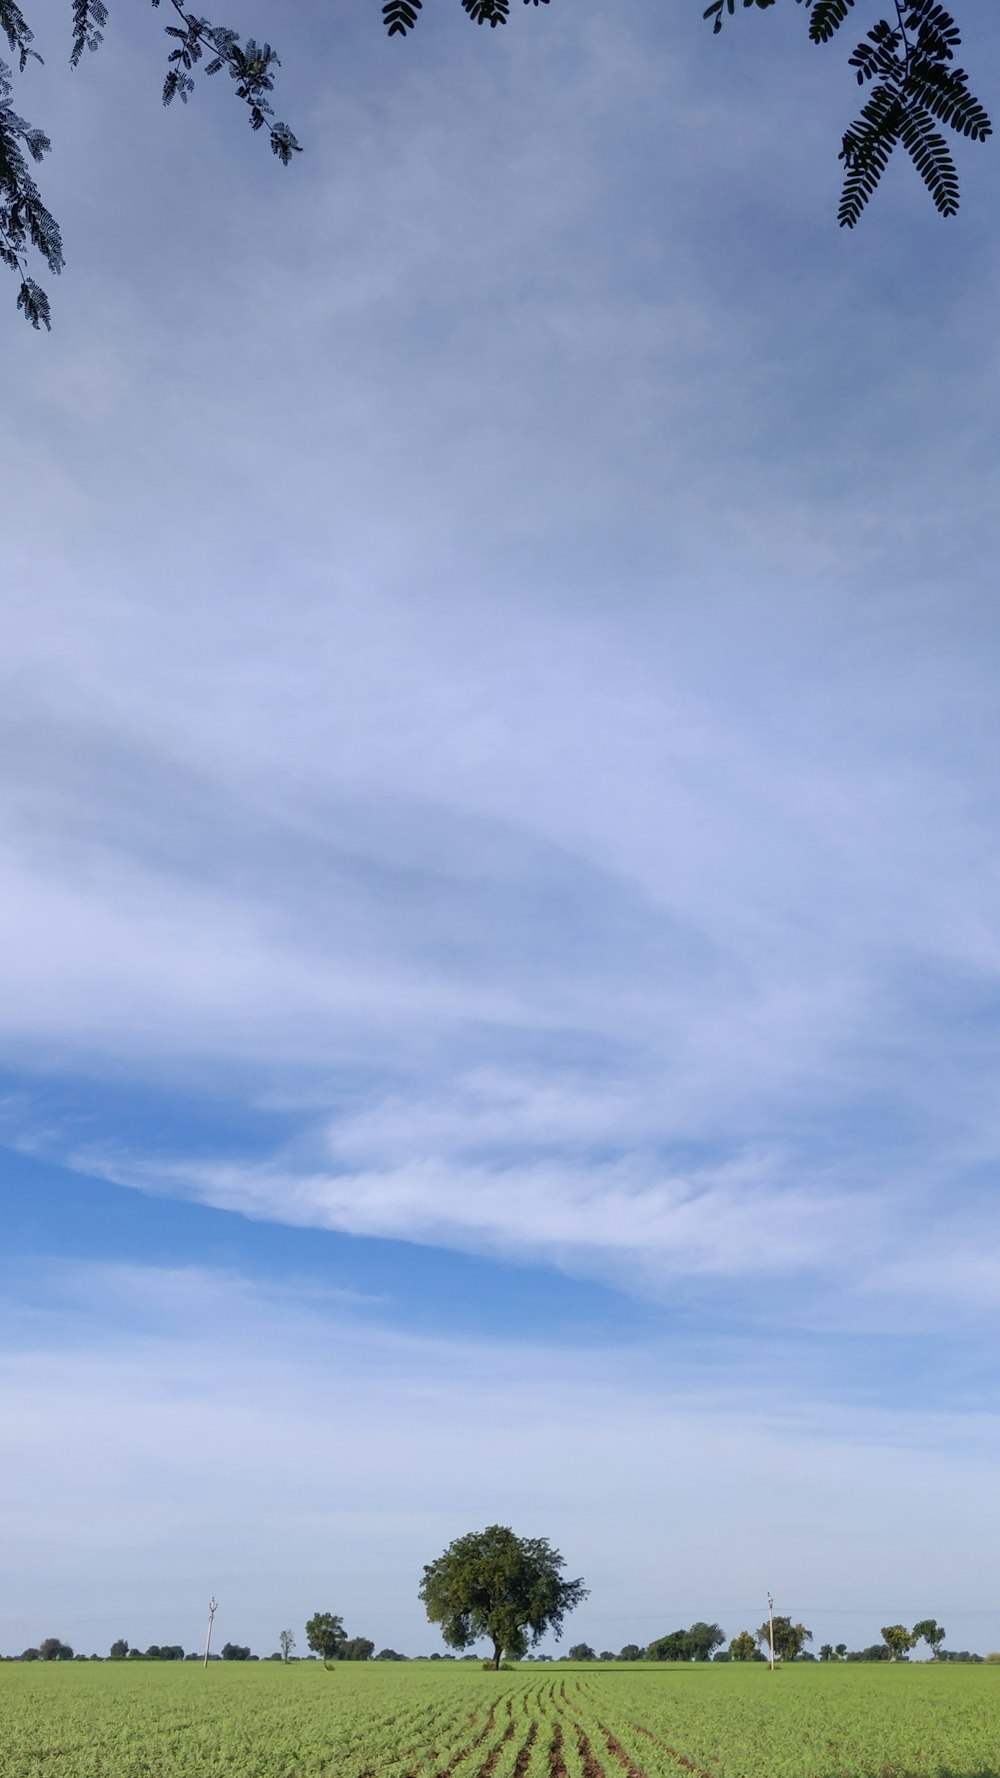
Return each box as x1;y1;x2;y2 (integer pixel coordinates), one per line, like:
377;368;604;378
37;1638;74;1661
881;1624;916;1661
1;2;994;330
305;1613;347;1663
755;1615;812;1663
568;1643;596;1661
220;1642;251;1661
729;1630;759;1662
108;1639;128;1661
912;1618;946;1659
419;1524;587;1671
618;1644;643;1662
278;1629;295;1664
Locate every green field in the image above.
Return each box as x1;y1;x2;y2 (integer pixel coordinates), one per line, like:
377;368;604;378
3;1660;999;1778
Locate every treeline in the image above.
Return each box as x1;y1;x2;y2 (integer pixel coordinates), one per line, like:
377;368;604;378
7;1613;993;1666
9;1640;481;1663
566;1615;988;1665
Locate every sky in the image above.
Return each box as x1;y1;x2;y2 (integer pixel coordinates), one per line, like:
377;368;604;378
3;0;1000;1662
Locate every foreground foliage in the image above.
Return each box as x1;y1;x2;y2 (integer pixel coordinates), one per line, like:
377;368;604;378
1;2;994;330
3;1656;1000;1778
706;0;991;228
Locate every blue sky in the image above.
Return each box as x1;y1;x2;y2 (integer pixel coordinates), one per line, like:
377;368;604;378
4;0;1000;1661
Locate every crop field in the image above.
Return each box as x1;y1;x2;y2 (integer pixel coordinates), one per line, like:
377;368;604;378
3;1659;999;1778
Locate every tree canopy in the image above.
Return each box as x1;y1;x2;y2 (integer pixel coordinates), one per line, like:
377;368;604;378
1;2;993;331
340;1636;376;1662
881;1624;916;1660
913;1617;946;1657
728;1629;761;1662
647;1623;726;1662
304;1613;347;1662
419;1524;588;1670
756;1615;813;1662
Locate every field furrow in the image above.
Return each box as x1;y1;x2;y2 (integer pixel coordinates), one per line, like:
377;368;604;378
5;1659;1000;1778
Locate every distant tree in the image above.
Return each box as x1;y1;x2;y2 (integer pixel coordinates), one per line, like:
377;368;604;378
598;1650;616;1661
305;1613;347;1662
341;1637;375;1662
912;1618;946;1659
375;1647;407;1661
835;1643;847;1660
160;1645;185;1661
647;1630;690;1661
648;1623;725;1662
127;1648;145;1660
109;1639;129;1661
568;1643;596;1661
20;1648;40;1661
38;1638;74;1661
617;1644;643;1662
279;1629;295;1664
729;1630;759;1662
220;1642;251;1661
819;1644;834;1661
420;1525;586;1672
881;1625;916;1661
144;1645;162;1661
686;1622;725;1662
756;1616;812;1663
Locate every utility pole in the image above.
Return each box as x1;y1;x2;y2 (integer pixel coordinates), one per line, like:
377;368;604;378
203;1597;218;1669
767;1592;775;1671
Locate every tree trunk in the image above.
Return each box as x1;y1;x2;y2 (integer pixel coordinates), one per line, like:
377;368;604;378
491;1641;502;1670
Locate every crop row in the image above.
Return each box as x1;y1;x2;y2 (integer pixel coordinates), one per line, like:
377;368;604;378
4;1656;1000;1777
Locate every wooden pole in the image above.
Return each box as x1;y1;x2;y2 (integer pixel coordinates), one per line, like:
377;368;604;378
203;1597;218;1669
767;1593;775;1671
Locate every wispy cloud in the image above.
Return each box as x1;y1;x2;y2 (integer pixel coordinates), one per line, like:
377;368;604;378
4;0;1000;1657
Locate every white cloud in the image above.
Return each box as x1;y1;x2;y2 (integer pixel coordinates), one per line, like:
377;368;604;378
83;1144;858;1283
